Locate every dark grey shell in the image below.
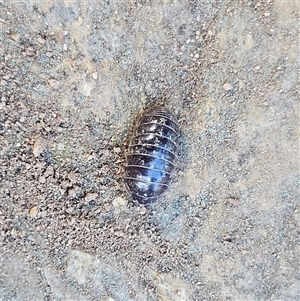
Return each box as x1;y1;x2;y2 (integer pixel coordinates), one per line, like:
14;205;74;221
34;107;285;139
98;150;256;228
124;105;179;205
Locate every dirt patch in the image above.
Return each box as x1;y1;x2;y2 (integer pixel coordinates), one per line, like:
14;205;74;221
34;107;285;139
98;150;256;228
1;1;299;300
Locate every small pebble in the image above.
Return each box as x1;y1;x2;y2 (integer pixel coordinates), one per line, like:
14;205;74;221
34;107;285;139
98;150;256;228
39;176;46;184
113;147;121;154
92;72;98;80
29;206;38;218
32;136;47;157
139;206;147;215
48;79;60;89
37;37;45;45
10;33;20;42
85;193;99;203
223;82;233;91
68;186;81;198
25;47;35;57
228;197;240;206
57;143;64;150
112;196;126;207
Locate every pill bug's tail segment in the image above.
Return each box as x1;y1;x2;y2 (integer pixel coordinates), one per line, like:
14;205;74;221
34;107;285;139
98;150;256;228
124;105;179;206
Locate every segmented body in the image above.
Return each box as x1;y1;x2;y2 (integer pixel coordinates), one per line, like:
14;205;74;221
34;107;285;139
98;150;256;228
124;106;179;205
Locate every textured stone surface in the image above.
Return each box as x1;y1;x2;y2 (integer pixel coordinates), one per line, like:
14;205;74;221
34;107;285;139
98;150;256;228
0;1;299;300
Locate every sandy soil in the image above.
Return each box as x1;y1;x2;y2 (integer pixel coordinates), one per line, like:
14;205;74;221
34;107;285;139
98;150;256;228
0;1;299;300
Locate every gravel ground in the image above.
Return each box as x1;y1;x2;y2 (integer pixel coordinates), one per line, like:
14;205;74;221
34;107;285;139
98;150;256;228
0;1;299;300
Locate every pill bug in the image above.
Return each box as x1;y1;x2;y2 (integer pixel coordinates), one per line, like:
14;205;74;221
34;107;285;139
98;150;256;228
124;105;179;205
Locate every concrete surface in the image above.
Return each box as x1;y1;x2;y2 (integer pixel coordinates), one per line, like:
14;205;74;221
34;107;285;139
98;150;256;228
0;0;299;300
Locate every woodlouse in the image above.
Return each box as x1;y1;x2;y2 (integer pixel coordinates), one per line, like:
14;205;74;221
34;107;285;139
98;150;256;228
124;105;179;205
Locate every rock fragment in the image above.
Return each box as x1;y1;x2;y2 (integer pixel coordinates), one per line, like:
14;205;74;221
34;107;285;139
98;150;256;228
32;136;47;157
29;206;38;218
223;82;233;91
48;79;60;90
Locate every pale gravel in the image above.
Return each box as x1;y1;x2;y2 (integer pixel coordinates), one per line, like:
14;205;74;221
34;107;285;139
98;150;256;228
0;1;299;301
